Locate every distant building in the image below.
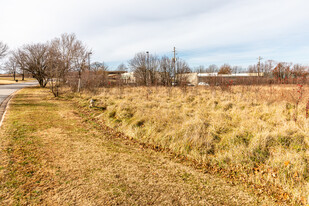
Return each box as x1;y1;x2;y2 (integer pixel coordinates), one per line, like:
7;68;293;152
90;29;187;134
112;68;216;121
121;72;136;84
106;71;126;83
119;72;265;86
181;72;264;85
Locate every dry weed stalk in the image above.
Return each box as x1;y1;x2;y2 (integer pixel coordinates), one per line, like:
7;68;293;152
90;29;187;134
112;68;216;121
289;84;304;122
306;100;309;119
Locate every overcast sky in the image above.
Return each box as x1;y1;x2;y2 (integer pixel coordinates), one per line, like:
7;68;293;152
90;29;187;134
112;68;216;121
1;0;309;69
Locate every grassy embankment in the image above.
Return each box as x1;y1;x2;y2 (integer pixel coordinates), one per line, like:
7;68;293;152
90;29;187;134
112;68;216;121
71;85;309;204
0;87;276;205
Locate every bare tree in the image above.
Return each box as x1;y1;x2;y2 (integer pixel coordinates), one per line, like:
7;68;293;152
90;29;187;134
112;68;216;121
232;66;241;74
0;42;9;71
51;33;89;80
91;62;108;72
176;59;191;85
218;64;232;74
206;64;218;73
49;33;90;95
12;50;28;80
129;52;159;86
292;64;307;78
176;59;191;73
195;65;206;73
159;56;173;86
248;64;257;73
148;54;160;85
4;56;18;80
0;42;8;59
129;52;147;85
11;33;89;91
46;41;64;96
272;62;292;83
16;43;50;87
117;63;127;71
81;61;109;90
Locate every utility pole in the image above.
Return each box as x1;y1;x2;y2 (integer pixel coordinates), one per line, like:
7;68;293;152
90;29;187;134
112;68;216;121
173;47;176;85
257;56;263;77
88;52;92;70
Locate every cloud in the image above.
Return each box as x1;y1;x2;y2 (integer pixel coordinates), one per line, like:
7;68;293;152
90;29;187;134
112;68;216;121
0;0;309;68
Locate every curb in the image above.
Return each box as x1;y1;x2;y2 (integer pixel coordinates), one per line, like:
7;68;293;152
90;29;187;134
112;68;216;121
0;92;16;128
0;83;38;128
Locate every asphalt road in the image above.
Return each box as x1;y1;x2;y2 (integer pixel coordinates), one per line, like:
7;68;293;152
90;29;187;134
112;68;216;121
0;81;38;105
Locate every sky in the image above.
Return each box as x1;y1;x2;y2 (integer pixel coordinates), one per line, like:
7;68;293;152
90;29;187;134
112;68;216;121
0;0;309;69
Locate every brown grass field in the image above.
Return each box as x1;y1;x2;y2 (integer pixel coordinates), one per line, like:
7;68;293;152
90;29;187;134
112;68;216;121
68;85;309;204
0;87;278;205
0;77;35;85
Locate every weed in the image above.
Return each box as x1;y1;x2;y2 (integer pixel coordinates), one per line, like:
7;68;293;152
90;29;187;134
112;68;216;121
109;110;116;118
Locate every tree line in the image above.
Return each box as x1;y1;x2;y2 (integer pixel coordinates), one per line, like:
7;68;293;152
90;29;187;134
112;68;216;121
0;34;91;96
1;35;309;94
128;52;191;86
194;61;308;77
0;36;193;89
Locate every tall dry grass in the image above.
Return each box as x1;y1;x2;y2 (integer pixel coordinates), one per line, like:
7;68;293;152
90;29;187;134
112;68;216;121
72;85;309;203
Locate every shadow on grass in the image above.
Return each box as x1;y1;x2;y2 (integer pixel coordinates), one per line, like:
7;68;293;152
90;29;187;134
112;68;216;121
10;102;55;108
14;94;38;98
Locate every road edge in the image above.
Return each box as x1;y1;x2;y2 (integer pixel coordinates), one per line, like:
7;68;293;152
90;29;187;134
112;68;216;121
0;91;17;128
0;82;38;128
